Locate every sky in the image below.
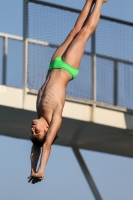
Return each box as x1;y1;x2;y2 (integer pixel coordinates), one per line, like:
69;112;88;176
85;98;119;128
0;0;133;200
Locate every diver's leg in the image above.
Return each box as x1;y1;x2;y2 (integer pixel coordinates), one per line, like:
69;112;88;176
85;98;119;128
50;0;94;62
62;0;107;69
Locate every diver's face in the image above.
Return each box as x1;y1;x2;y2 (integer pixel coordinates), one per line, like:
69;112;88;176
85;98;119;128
31;119;49;137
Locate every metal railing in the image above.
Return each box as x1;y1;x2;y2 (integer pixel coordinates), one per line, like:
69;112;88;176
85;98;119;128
0;33;23;86
24;0;133;111
0;32;133;111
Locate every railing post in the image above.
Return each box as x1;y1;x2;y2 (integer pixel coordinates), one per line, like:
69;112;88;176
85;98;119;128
2;37;8;85
23;0;28;108
114;60;118;106
91;31;96;121
91;31;96;102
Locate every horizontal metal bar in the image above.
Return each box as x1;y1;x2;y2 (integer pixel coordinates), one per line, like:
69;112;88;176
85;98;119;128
28;38;49;46
27;39;133;66
0;32;22;41
27;89;133;114
28;39;133;66
66;97;133;114
28;0;81;13
28;38;58;48
96;53;133;66
0;32;132;66
66;98;133;114
28;0;133;26
101;15;133;26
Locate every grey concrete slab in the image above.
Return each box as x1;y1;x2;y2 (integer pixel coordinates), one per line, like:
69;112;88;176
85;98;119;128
0;105;133;157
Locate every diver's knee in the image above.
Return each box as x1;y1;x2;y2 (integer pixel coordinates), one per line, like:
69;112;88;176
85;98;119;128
77;26;93;40
70;26;80;37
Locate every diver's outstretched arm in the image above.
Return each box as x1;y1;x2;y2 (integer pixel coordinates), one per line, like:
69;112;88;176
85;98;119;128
28;145;41;181
30;115;62;180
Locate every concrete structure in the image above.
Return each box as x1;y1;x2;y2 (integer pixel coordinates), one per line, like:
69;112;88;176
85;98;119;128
1;85;133;158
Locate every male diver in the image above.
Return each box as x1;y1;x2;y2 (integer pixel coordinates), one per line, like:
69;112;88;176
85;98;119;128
28;0;108;183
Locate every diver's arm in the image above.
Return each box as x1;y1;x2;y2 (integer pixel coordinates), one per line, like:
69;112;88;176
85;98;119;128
36;115;62;176
29;144;41;175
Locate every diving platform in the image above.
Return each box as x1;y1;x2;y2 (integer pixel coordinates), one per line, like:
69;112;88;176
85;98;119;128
1;85;133;158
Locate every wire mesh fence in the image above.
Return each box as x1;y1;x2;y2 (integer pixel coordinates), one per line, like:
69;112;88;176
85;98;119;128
96;56;115;105
28;43;56;89
96;18;133;62
27;0;133;110
27;1;93;101
117;62;133;109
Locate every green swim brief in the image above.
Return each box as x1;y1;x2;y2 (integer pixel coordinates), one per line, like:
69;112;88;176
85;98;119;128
48;57;79;79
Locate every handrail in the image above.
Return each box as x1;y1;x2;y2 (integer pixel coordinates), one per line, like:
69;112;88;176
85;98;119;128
28;89;133;114
29;0;133;26
0;32;22;41
1;33;132;66
0;32;133;111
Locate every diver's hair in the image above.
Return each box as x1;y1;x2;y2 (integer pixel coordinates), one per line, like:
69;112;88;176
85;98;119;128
30;134;59;147
30;134;46;147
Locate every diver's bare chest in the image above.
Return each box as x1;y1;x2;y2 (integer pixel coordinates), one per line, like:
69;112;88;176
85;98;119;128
41;88;64;110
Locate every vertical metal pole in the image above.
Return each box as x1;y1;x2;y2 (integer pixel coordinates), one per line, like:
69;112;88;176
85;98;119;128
114;60;118;106
72;146;103;200
91;31;96;122
2;37;8;85
23;0;28;108
91;31;96;102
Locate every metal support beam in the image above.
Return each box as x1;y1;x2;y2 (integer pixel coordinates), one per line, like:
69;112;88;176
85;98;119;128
91;31;97;122
23;0;28;108
2;37;8;85
72;146;103;200
91;31;96;103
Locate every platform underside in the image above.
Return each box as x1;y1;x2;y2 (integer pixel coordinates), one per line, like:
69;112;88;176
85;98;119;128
1;105;133;158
